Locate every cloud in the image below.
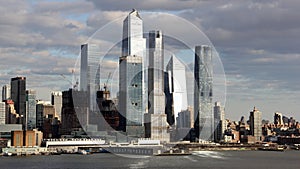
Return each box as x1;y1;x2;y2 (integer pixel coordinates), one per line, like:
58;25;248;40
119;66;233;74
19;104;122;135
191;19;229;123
33;0;94;14
0;0;300;120
87;0;208;11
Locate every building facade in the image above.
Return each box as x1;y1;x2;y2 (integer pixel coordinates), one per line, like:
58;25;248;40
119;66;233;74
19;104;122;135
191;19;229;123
145;30;169;142
0;102;5;124
214;102;225;142
165;55;188;126
26;90;36;130
11;77;26;130
274;112;284;128
60;89;84;136
249;107;262;142
51;91;62;120
194;45;214;141
80;42;104;135
119;9;146;137
2;85;11;101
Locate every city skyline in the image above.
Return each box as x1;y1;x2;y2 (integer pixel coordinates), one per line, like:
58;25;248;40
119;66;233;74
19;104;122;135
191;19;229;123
0;1;300;121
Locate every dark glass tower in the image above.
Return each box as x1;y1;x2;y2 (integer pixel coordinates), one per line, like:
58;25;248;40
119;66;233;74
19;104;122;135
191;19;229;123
11;77;26;130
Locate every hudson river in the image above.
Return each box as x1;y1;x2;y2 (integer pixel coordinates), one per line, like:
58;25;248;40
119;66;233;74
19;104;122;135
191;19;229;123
1;151;299;169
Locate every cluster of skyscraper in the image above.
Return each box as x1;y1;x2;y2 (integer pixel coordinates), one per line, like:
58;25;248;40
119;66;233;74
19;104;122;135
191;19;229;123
1;77;62;134
3;10;297;145
79;9;222;142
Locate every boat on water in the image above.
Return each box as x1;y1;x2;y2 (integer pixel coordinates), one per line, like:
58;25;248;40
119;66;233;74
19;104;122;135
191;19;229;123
290;144;300;150
258;144;285;152
77;149;91;155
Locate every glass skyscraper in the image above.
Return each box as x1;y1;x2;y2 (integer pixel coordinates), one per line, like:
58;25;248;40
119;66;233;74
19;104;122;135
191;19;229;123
165;55;188;126
121;9;146;57
214;101;225;142
11;77;26;130
119;9;146;137
80;43;101;128
250;107;262;142
145;30;169;142
26;90;36;130
194;45;214;141
148;30;165;115
2;84;11;101
51;91;62;120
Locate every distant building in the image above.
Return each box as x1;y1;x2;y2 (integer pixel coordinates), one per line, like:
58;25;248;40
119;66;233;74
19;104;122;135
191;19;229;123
274;112;284;128
26;90;36;130
145;30;169;142
11;130;23;147
60;89;84;136
2;84;11;101
11;130;43;147
0;124;22;140
80;43;101;131
194;45;214;141
0;102;5;124
165;55;188;126
51;91;62;120
11;77;26;130
177;109;192;129
119;9;146;137
214;102;225;142
4;99;18;124
36;101;59;138
249;107;262;142
96;89;120;131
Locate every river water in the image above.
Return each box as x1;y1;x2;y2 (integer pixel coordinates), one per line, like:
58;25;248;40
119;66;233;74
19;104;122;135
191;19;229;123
0;151;299;169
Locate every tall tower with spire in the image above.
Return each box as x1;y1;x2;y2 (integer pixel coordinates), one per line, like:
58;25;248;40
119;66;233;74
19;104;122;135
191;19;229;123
119;9;146;137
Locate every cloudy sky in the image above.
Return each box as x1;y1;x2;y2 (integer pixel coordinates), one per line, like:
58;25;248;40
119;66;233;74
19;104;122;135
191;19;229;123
1;0;300;121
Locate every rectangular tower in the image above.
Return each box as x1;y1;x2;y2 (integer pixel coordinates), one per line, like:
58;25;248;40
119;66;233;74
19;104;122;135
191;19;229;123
249;107;262;142
11;77;26;130
119;9;146;137
80;43;101;130
214;101;225;142
26;90;36;130
194;45;214;141
165;55;188;126
0;102;5;124
119;56;144;136
2;85;11;101
145;30;169;142
51;91;62;120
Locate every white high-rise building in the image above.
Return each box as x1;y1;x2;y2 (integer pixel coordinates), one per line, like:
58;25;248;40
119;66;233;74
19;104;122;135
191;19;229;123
119;9;146;137
214;102;225;142
2;84;11;101
51;91;62;120
122;9;146;57
166;55;188;126
0;102;5;124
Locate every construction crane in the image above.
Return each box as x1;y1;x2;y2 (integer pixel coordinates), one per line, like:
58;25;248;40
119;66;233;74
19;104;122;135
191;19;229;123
103;72;112;92
60;71;78;90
